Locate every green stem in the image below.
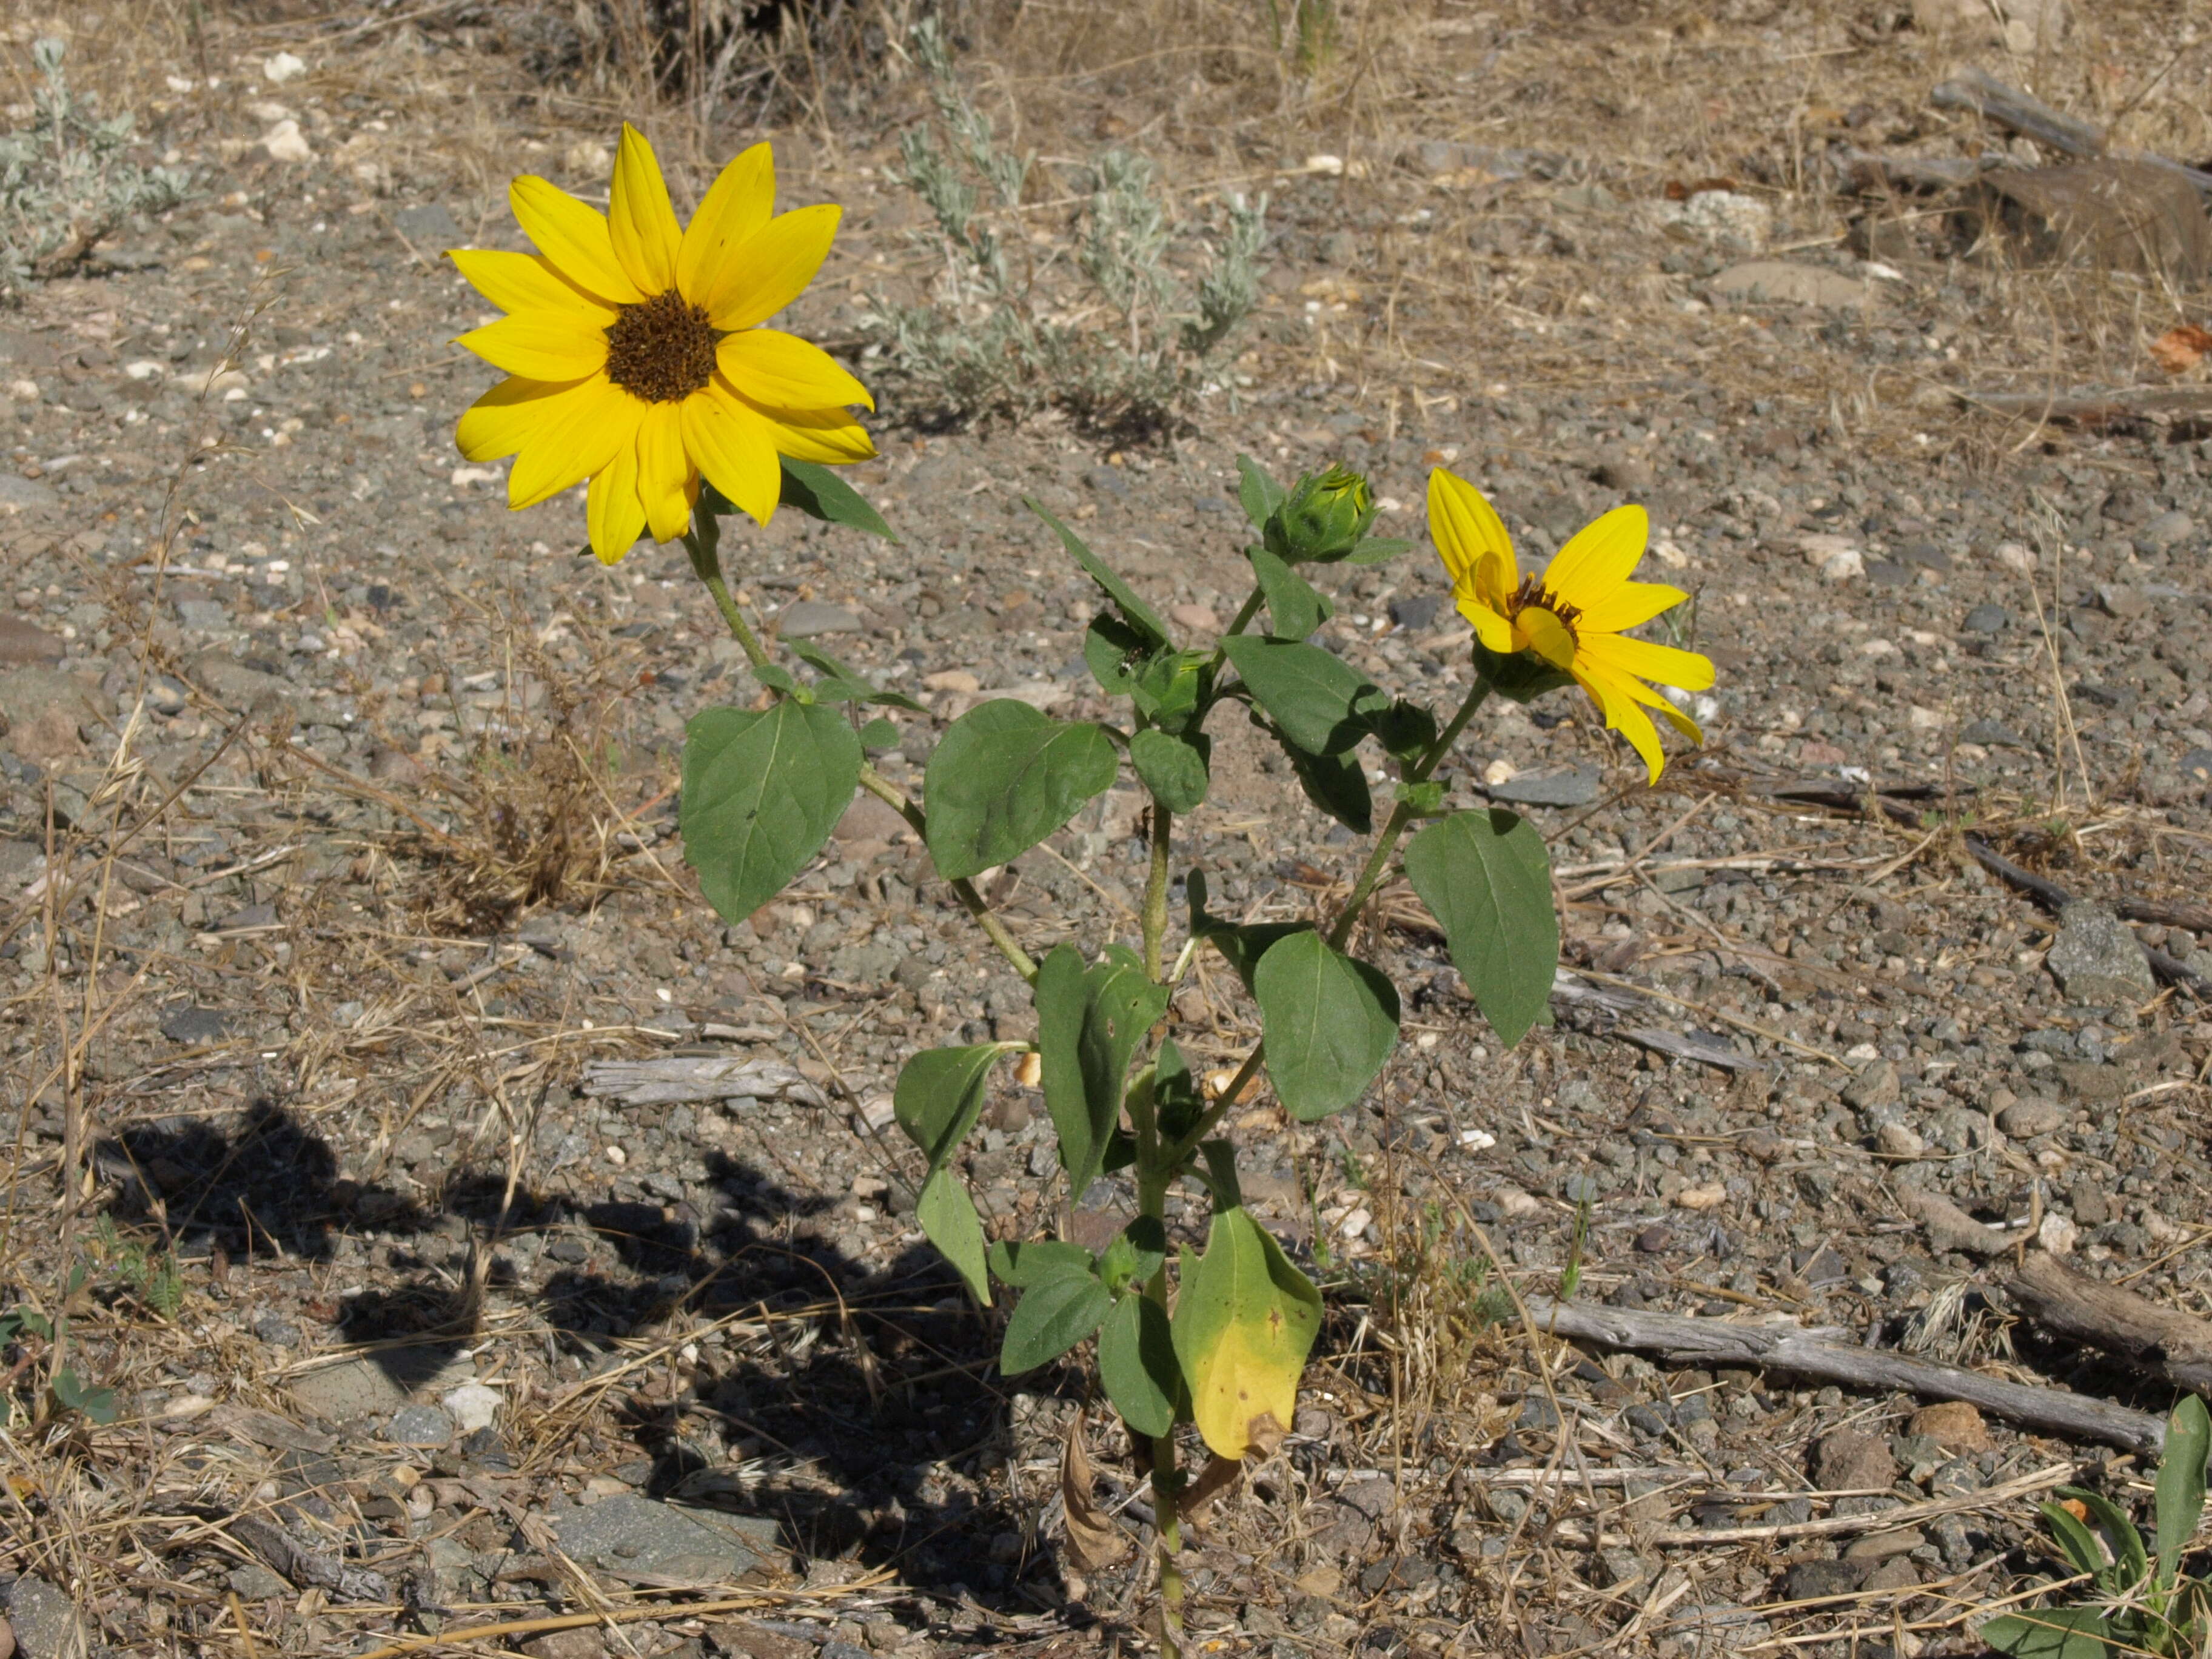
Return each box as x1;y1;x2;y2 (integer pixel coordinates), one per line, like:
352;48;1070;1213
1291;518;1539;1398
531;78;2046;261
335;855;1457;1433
1324;678;1492;951
1222;585;1265;640
1142;800;1173;982
1131;1145;1184;1658
683;514;769;671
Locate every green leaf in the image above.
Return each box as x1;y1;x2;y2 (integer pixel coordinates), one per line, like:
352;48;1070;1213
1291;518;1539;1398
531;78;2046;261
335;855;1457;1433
779;455;896;541
51;1366;118;1424
893;1042;1018;1170
1403;809;1558;1049
1099;1293;1182;1439
988;1238;1095;1287
1236;454;1288;532
1344;535;1412;565
2068;1488;2148;1592
1219;636;1384;756
859;717;900;751
1084;612;1151;697
1187;871;1311;995
1035;943;1171;1199
1025;498;1173;647
1252;930;1400;1122
2160;1395;2210;1588
1364;697;1437;763
1281;735;1372;833
682;699;862;923
754;662;799;695
1247;545;1331;640
1394;780;1445;814
1150;1039;1205;1142
917;1168;990;1305
789;640;925;712
1130;728;1210;813
1980;1609;2115;1659
1171;1203;1321;1458
1131;648;1211;734
1001;1270;1111;1375
923;699;1119;880
2043;1497;2119;1585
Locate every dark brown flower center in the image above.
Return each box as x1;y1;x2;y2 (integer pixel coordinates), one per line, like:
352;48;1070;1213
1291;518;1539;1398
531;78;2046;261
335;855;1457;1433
604;289;719;403
1507;575;1581;632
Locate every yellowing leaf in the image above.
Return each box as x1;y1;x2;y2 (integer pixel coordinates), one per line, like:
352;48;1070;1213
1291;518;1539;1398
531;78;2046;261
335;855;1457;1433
1171;1205;1321;1460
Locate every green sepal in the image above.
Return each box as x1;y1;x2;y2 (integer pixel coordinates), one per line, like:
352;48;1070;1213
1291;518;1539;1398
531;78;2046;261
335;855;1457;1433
1364;696;1437;763
1344;536;1412;565
1472;636;1577;703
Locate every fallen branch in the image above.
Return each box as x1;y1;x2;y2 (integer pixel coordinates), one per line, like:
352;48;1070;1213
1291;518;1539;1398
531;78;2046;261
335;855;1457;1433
1953;386;2212;432
1638;1461;2077;1548
579;1055;826;1107
1524;1297;2168;1455
1929;66;2212;197
1963;837;2211;999
2006;1253;2212;1397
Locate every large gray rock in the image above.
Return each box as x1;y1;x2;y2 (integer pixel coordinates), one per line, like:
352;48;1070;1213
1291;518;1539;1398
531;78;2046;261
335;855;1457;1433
0;666;101;765
549;1493;779;1586
1486;763;1600;807
5;1575;89;1659
2046;900;2156;1006
0;617;62;666
0;474;59;512
190;652;298;716
777;600;863;638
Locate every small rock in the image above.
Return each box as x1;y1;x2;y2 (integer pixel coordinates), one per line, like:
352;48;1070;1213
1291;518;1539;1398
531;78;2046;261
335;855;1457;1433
441;1381;501;1433
1961;718;2029;748
1876;1121;1925;1158
393;203;461;246
1861;1556;1920;1592
1905;1188;2014;1257
2070;1179;2112;1227
1842;1059;1901;1110
2097;583;2148;620
263;119;313;163
1485;763;1600;806
2180;746;2212;783
551;1493;778;1584
1388;592;1444;631
229;1563;292;1598
1906;1401;1989;1452
1819;548;1865;582
1996;1097;2064;1138
290;1354;450;1423
1167;602;1219;633
159;1005;229;1044
1781;1558;1863;1600
263;50;307;82
4;1578;87;1659
520;1632;608;1659
1962;603;2008;633
1814;1430;1897;1492
2047;900;2157;1005
1711;260;1868;307
0;474;59;512
387;1403;454;1447
0;618;61;666
2139;508;2193;551
777;600;863;638
920;669;979;693
1843;1526;1926;1562
0;666;92;764
1994;540;2037;572
2039;1212;2080;1255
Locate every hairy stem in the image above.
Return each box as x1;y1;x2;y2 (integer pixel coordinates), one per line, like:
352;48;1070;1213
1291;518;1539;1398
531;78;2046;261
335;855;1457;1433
1142;801;1173;981
857;767;1037;981
1223;585;1265;640
1324;679;1493;950
682;514;770;671
1133;1151;1184;1658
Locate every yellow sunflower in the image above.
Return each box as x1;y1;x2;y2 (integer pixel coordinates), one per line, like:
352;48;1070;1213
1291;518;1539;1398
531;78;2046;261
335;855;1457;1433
450;124;875;565
1429;467;1714;780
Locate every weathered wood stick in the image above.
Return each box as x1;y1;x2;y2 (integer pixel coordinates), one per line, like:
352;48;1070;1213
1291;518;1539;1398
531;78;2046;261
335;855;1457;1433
1932;67;2105;159
1964;836;2212;998
1523;1297;2169;1455
2006;1254;2212;1397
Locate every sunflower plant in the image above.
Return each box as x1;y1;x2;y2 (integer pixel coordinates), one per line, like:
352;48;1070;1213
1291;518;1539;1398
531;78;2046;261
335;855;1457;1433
452;127;1714;1659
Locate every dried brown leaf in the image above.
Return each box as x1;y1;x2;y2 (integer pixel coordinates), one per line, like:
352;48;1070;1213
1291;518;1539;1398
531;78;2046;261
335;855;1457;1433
1059;1412;1128;1570
2149;323;2212;375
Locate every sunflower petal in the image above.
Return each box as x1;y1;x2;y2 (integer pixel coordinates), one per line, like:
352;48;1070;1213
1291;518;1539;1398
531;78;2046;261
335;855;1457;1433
506;377;637;509
448;249;617;323
677;141;775;309
1574;579;1690;634
1427;468;1516;605
1580;631;1715;692
1456;594;1515;654
703;203;840;331
683;383;783;525
637;403;694;542
731;387;877;464
457;375;584;463
456;312;609;381
1518;605;1578;671
1577;662;1667;781
718;327;873;411
609;122;681;296
1541;504;1649;612
587;429;648;564
511;175;645;306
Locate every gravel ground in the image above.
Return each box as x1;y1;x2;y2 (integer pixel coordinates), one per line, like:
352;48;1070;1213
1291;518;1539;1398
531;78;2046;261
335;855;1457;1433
3;5;2212;1657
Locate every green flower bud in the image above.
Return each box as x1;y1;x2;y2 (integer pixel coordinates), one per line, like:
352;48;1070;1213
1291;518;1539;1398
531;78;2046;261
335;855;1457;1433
1269;463;1376;562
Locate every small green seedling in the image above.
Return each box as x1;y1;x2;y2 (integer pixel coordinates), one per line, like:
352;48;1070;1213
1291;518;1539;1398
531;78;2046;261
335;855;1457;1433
1983;1395;2212;1658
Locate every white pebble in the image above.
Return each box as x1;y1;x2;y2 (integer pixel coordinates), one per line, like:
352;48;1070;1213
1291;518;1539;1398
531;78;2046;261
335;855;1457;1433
1994;540;2037;574
442;1381;500;1433
263;52;306;83
1819;549;1864;582
263;119;313;163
